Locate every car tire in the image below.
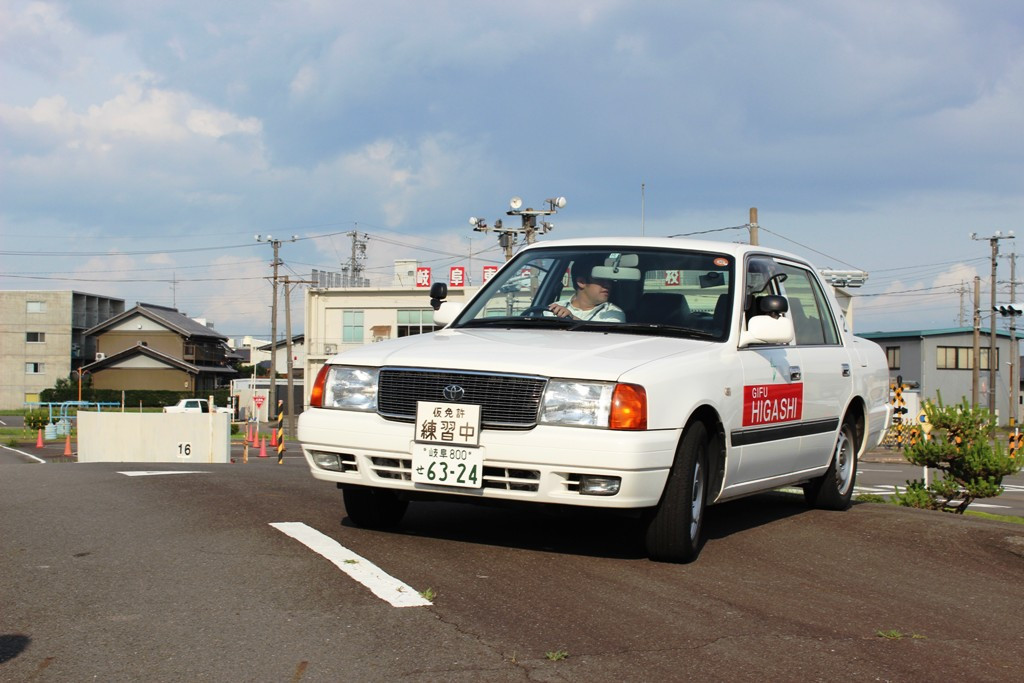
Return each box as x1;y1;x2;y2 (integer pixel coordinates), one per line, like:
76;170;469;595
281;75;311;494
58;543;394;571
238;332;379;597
644;421;709;563
804;421;858;510
343;487;408;529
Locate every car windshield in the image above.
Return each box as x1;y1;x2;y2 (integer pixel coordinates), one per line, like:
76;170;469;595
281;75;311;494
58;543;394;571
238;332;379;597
453;246;734;341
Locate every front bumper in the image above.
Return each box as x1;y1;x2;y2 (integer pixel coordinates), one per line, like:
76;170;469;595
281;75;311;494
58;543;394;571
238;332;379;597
298;408;680;509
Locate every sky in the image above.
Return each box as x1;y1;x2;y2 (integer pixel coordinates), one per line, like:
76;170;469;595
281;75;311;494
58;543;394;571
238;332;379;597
3;0;1024;340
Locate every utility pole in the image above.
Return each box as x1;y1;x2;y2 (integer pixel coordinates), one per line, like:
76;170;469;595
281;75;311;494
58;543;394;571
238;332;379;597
972;231;1014;417
973;275;981;408
470;195;567;262
955;280;970;326
748;207;759;246
256;233;297;420
1011;252;1018;426
342;230;368;286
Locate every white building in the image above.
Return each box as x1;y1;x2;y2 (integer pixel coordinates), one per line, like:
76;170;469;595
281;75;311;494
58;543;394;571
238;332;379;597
303;261;483;391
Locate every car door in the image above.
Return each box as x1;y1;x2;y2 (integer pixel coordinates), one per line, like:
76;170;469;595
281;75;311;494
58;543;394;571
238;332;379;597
730;256;805;485
777;262;852;472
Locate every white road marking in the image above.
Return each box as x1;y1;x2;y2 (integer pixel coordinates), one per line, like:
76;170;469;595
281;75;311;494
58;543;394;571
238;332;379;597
118;471;211;477
1;445;46;464
270;522;431;608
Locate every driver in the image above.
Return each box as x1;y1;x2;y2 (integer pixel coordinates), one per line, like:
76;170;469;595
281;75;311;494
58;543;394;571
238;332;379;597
547;257;626;322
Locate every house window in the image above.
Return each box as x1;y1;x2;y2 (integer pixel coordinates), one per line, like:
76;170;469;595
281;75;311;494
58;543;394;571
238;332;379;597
27;301;46;313
342;310;364;343
26;362;45;374
936;345;997;370
26;332;46;343
885;346;900;370
397;309;440;337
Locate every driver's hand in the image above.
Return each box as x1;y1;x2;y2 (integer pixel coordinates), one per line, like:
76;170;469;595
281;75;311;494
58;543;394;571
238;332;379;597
548;303;573;318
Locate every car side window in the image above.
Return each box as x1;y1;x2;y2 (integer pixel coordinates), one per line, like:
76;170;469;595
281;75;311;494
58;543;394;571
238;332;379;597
779;264;840;346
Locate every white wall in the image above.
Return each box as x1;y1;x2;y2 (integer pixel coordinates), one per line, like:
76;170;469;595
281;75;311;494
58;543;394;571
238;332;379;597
78;412;230;463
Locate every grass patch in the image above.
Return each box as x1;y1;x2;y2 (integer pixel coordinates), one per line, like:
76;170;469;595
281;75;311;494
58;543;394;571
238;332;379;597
964;510;1024;525
855;493;887;503
545;649;569;661
420;587;436;602
876;629;926;640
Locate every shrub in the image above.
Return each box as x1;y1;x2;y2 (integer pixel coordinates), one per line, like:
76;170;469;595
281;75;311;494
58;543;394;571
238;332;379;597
24;409;53;431
895;398;1023;513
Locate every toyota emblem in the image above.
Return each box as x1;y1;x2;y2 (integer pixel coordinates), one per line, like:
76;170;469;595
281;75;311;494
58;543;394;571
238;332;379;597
442;384;466;401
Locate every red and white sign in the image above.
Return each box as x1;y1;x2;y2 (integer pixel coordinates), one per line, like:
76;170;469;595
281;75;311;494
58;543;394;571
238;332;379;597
482;265;498;282
415;267;431;288
253;394;266;408
664;270;681;286
449;266;466;288
743;383;803;426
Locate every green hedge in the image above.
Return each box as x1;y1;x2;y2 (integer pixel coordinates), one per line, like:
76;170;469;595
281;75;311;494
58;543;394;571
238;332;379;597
39;387;233;408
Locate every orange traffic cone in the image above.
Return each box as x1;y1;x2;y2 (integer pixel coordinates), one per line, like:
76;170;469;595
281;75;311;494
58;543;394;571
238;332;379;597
270;429;277;447
250;426;258;446
259;436;268;458
36;429;44;448
64;432;73;456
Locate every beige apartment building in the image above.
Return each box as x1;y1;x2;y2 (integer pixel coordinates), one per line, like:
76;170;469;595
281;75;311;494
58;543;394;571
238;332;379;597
0;290;125;408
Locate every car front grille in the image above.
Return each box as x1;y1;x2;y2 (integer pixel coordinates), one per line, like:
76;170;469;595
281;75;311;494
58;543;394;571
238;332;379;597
378;368;546;430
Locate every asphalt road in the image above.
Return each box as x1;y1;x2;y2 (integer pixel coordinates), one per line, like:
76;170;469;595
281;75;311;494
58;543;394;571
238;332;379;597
2;452;1023;681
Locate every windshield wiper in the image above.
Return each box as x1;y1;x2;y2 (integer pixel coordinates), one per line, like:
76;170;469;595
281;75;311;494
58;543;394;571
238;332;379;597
567;321;717;339
457;316;575;329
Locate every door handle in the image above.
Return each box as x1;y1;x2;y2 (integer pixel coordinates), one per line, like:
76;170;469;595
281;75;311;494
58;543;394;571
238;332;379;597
841;363;851;377
790;366;802;381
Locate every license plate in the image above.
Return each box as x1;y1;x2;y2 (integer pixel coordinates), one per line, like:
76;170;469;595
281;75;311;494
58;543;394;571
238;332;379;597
411;444;483;488
414;401;482;446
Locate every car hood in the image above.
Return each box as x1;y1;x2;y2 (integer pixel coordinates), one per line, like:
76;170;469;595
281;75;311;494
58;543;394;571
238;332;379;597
328;328;715;382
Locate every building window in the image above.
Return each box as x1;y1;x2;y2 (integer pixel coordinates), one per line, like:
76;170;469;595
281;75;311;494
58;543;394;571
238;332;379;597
397;309;440;337
27;301;46;313
26;332;46;343
26;362;45;374
936;345;997;370
342;310;364;343
885;346;900;370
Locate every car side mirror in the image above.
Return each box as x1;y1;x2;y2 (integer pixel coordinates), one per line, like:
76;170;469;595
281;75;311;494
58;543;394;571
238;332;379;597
429;282;448;311
738;314;795;347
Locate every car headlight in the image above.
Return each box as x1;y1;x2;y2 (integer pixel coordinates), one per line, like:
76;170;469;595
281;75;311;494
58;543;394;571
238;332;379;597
539;380;647;430
316;366;379;411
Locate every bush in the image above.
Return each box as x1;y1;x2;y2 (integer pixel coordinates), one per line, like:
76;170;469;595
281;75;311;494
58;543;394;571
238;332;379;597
39;384;233;409
24;409;52;431
895;398;1023;513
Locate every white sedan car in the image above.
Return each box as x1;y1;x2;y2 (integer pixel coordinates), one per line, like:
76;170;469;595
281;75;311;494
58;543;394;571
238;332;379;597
298;237;891;563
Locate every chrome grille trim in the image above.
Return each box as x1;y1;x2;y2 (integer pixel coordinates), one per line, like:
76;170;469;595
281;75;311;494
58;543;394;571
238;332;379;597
378;367;547;430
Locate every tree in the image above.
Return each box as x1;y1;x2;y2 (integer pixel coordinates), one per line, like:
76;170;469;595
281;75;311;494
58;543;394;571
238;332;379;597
895;398;1022;513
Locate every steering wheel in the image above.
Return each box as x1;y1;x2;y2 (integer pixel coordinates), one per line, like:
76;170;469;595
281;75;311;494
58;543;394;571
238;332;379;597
520;305;553;318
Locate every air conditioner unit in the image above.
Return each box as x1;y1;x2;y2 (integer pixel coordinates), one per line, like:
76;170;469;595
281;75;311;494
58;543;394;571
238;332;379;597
95;352;106;360
324;344;337;355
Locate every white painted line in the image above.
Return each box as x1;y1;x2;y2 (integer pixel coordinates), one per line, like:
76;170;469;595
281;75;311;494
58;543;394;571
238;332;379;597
118;471;211;477
270;522;431;608
858;468;903;473
1;445;46;464
967;503;1011;509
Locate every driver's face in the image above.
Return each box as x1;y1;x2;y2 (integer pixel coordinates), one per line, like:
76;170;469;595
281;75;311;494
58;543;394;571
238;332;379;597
578;276;612;306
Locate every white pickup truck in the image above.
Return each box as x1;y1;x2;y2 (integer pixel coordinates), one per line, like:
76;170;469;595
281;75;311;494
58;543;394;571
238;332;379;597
163;398;232;415
298;237;891;562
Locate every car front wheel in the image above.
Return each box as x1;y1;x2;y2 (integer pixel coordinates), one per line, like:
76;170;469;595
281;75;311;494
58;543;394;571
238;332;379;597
644;421;710;563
